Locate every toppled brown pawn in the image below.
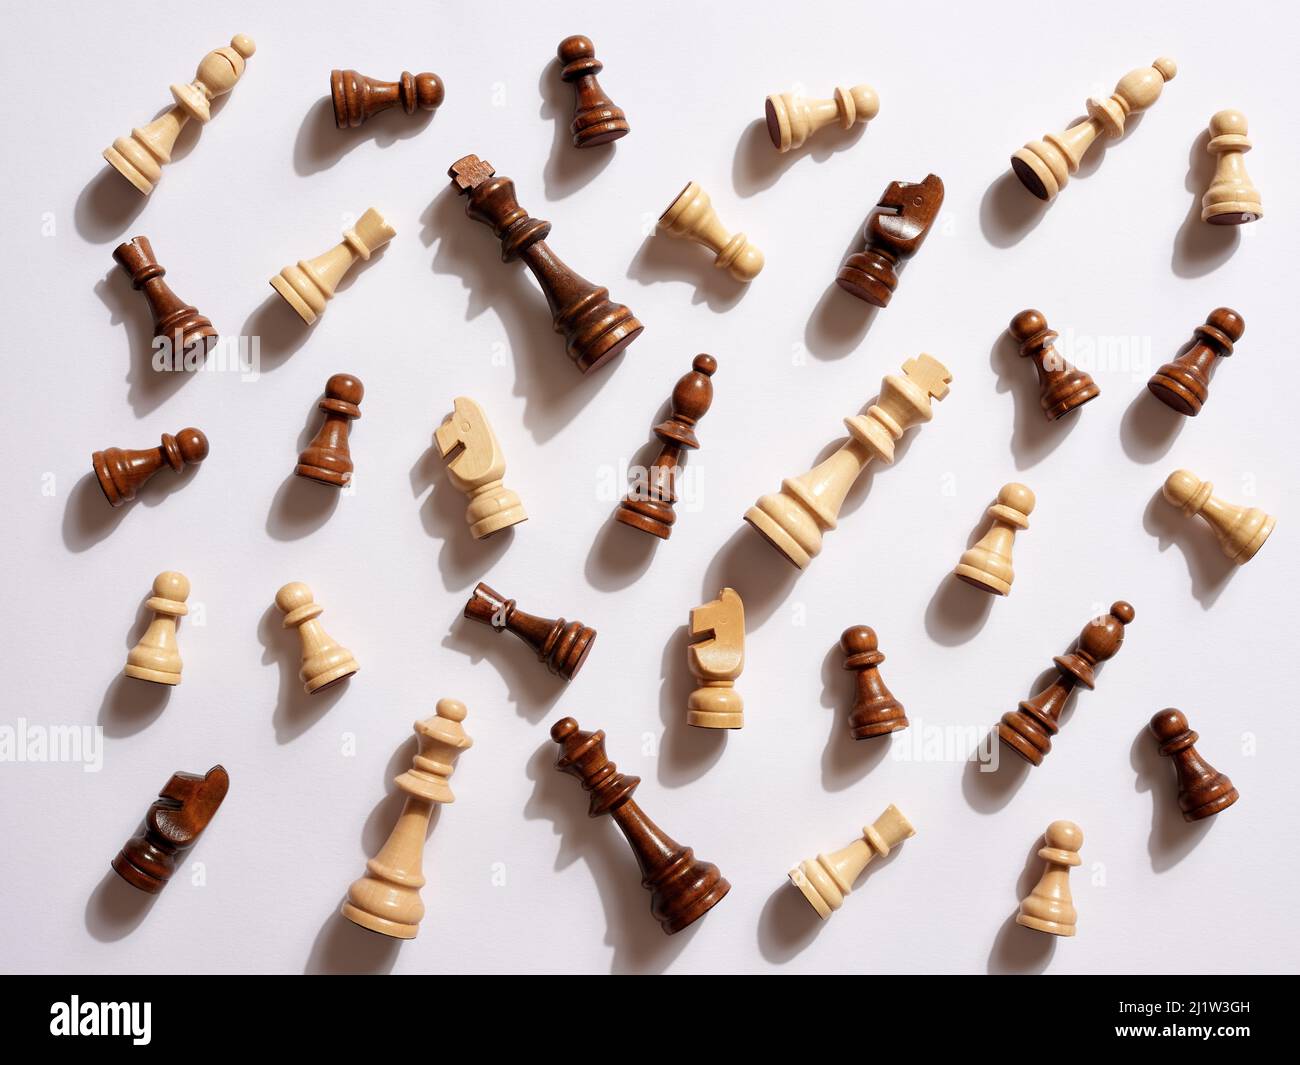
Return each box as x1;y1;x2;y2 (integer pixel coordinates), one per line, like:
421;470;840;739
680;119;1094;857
93;427;209;507
840;627;908;739
1149;708;1239;822
1147;308;1244;416
1008;310;1100;420
557;35;629;147
464;582;595;681
295;374;363;488
331;69;444;128
113;236;217;359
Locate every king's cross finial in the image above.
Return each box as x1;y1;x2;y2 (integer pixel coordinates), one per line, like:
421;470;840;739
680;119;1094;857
448;154;496;192
901;353;952;400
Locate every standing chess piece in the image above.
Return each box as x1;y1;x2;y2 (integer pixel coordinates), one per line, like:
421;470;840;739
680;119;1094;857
103;34;256;194
449;155;642;374
658;182;764;282
269;208;395;325
92;427;209;507
331;69;443;128
551;718;730;934
1201;110;1262;224
615;354;716;539
999;602;1135;766
765;83;878;153
789;805;914;920
840;626;908;739
687;588;745;729
295;374;364;488
111;766;229;894
1161;470;1275;564
112;237;217;359
1015;821;1082;937
1149;709;1239;822
1147;308;1244;416
124;572;190;685
1008;310;1100;419
836;174;944;307
557;35;629;147
744;354;952;569
463;583;595;681
952;483;1035;596
275;582;359;695
341;700;472;939
435;397;527;539
1011;57;1177;201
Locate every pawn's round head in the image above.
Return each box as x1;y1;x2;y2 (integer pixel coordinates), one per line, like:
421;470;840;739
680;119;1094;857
550;716;579;743
325;373;365;406
1206;307;1246;345
1149;707;1190;741
671;356;716;422
847;84;880;122
275;581;314;614
1209;109;1248;139
1108;601;1136;626
997;482;1036;516
840;625;878;656
1008;309;1048;344
153;571;190;602
176;427;209;465
230;34;256;60
436;697;468;723
692;353;717;377
1162;469;1204;509
414;72;445;111
1152;57;1177;82
1044;820;1083;853
557;35;595;64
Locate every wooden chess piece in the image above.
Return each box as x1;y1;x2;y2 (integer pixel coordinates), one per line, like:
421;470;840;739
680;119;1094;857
1161;470;1274;564
836;174;944;307
789;805;914;920
104;34;256;195
275;582;359;694
1011;57;1176;201
113;236;217;358
464;583;594;681
1147;308;1244;416
952;483;1035;596
658;182;764;282
112;765;229;894
1149;708;1239;822
1015;821;1082;937
1202;110;1262;224
331;69;443;128
124;572;190;685
687;588;745;729
766;83;878;153
1008;310;1100;419
92;427;209;507
999;602;1135;766
295;374;363;488
744;354;952;569
557;35;629;147
615;354;716;539
840;626;908;739
435;397;527;538
551;717;730;933
341;700;472;939
449;155;642;374
269;208;395;325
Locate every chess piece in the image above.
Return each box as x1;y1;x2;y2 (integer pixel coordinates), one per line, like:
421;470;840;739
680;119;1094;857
449;155;642;373
952;483;1035;596
999;602;1135;766
1008;310;1100;419
765;83;878;153
112;766;229;894
557;35;629;147
331;69;443;128
836;174;944;307
275;582;359;695
1015;821;1082;937
1161;470;1274;564
269;208;395;325
295;374;363;488
464;583;594;681
113;237;217;359
551;717;730;933
341;700;472;939
840;626;908;739
1011;57;1176;201
1149;709;1239;822
1147;308;1244;416
687;588;745;729
92;427;209;507
103;34;256;195
789;805;914;920
1202;110;1262;224
616;354;716;539
435;397;527;538
124;572;190;685
658;182;764;282
744;354;952;569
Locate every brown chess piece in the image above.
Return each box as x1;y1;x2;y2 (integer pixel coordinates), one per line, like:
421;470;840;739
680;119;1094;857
463;582;595;681
92;427;209;507
111;765;229;894
113;236;217;359
999;601;1135;766
448;155;643;374
295;374;363;488
836;174;944;307
615;354;716;539
331;69;444;128
1147;308;1244;416
840;626;908;739
550;717;729;934
557;35;629;147
1149;709;1239;822
1008;310;1100;420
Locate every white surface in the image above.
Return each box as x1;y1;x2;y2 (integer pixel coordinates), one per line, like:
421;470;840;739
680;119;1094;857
1;0;1297;975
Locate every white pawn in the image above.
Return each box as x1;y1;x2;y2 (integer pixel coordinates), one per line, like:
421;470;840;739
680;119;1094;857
789;804;915;919
764;83;879;153
952;483;1035;596
1016;820;1082;937
1201;110;1262;224
657;181;764;282
270;208;396;325
124;572;190;685
275;582;359;695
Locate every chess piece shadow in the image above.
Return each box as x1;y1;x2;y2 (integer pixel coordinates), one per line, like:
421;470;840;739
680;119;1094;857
978;171;1048;248
84;868;158;942
985;837;1058;973
1119;387;1187;463
95;266;198;417
440;619;563;724
656;623;727;787
989;331;1079;469
820;642;891;791
1130;725;1215;872
699;526;800;633
961;721;1034;813
265;473;341;541
539;61;616;200
924;571;994;646
625;232;748;313
361;735;427;855
257;603;351;743
583;429;669;591
731;116;866;198
61;462;202;554
755;878;827;963
292;96;433;178
803;268;880;360
304;913;401;974
239;294;314;372
1141;489;1237;608
1172;128;1239;279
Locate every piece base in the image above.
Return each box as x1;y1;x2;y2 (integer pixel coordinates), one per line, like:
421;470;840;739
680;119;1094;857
1147;377;1202;416
305;664;358;695
1016;913;1075;937
998;722;1046;767
660;876;731;935
1044;384;1100;420
851;718;908;740
103;147;155;195
471;508;528;539
1184;788;1240;821
1202;203;1261;225
573;118;629;148
686;710;744;729
743;508;811;569
789;869;832;920
1010;152;1054;201
340;903;418;940
124;664;181;686
294;464;350;488
111;855;164;894
614;506;671;539
954;567;1011;596
1233;516;1275;564
270;275;317;325
835;266;892;307
573;320;643;375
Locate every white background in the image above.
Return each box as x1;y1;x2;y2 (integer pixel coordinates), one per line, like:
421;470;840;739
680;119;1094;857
1;0;1296;975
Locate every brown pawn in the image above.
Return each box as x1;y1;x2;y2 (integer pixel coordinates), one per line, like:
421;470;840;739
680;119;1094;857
551;717;729;934
557;35;629;147
112;236;217;359
331;69;444;128
1149;709;1239;822
295;374;363;488
463;582;595;681
615;354;716;539
836;174;944;307
1147;308;1244;416
111;765;229;894
92;427;209;507
448;155;643;374
1008;310;1100;420
999;601;1135;766
840;626;908;739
